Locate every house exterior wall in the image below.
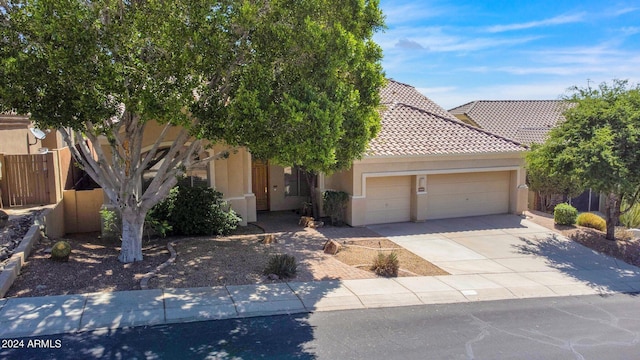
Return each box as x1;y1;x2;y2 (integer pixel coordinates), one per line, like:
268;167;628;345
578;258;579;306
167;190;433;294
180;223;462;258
98;121;256;226
325;152;527;226
0;116;65;154
267;163;308;212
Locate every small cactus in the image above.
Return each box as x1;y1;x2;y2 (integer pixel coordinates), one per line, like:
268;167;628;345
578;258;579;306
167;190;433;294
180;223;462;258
51;241;71;262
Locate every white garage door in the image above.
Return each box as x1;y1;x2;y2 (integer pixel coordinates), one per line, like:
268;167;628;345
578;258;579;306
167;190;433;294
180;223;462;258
427;171;510;219
365;176;411;225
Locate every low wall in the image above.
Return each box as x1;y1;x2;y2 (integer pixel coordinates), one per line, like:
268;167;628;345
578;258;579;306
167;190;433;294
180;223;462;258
0;225;41;298
42;200;65;238
63;189;103;233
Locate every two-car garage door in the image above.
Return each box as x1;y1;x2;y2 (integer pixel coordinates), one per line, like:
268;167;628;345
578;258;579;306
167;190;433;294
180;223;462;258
426;171;510;220
364;171;510;225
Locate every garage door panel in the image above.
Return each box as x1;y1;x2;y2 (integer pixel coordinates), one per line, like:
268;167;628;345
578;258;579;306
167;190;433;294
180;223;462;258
365;176;411;225
427;171;510;219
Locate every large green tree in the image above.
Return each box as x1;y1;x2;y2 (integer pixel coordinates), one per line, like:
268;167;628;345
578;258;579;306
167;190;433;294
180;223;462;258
0;0;385;262
532;80;640;239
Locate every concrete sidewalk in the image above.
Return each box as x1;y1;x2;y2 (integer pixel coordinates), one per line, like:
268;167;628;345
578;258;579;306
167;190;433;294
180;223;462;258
2;213;640;339
2;272;639;339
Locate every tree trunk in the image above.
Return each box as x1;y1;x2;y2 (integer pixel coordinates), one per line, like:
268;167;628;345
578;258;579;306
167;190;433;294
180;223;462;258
604;192;620;241
119;209;145;263
304;170;319;219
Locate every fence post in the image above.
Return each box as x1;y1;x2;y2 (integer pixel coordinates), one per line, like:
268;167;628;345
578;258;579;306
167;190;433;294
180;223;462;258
46;151;62;204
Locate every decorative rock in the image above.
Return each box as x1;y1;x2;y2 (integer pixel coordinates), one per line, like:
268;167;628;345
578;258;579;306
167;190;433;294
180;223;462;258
35;285;47;291
262;234;277;244
299;216;315;227
323;239;342;255
0;210;8;229
267;273;279;280
43;247;52;254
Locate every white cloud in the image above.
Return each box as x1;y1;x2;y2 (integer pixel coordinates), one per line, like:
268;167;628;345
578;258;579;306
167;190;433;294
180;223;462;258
377;26;540;54
606;6;639;17
485;13;585;33
381;1;463;26
620;27;640;36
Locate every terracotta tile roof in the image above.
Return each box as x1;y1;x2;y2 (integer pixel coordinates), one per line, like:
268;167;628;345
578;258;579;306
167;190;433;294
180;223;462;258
380;79;460;121
367;84;525;157
514;127;552;145
448;100;574;144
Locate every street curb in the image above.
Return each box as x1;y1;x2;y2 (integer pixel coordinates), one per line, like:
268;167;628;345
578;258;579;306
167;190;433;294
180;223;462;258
0;225;41;298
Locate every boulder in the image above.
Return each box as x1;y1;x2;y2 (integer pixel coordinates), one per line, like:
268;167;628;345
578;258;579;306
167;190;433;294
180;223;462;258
0;210;8;229
323;239;342;255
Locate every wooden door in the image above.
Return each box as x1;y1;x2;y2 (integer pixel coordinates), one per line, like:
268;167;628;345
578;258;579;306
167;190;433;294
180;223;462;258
252;160;269;211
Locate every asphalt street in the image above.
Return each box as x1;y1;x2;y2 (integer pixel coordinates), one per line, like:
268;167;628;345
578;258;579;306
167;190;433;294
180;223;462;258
2;293;639;360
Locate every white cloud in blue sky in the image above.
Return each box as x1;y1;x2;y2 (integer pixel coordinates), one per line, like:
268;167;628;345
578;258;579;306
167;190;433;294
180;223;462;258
375;0;640;109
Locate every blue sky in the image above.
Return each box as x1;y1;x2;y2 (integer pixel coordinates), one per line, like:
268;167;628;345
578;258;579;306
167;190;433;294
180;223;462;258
374;0;640;109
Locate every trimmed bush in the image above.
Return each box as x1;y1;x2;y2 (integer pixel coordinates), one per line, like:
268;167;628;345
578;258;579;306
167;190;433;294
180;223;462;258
51;241;71;262
371;252;399;277
576;212;606;231
554;203;578;225
322;190;349;226
149;184;241;236
263;254;297;278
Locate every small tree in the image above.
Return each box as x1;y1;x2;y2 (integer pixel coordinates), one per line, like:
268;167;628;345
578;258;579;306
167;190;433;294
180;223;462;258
536;80;640;240
526;143;582;211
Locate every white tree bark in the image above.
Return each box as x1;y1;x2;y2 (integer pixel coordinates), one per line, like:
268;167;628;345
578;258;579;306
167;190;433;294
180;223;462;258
58;108;232;262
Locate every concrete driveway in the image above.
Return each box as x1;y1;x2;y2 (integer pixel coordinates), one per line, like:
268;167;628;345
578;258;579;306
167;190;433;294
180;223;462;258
368;214;640;297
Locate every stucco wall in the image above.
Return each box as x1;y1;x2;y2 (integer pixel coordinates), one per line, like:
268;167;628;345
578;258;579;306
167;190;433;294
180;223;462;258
268;164;307;212
325;152;528;226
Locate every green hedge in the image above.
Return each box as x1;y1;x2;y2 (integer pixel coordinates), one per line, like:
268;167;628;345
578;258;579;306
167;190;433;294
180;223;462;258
149;184;241;236
554;203;577;225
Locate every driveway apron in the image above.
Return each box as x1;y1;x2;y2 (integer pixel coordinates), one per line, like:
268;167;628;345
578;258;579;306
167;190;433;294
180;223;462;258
368;214;640;294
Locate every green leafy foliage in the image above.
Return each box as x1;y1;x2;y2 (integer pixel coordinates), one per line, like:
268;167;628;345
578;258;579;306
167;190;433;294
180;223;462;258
371;252;399;277
51;241;71;262
0;0;385;260
263;254;297;278
149;184;241;236
100;207;120;241
620;200;640;229
526;143;583;211
322;190;350;225
576;213;606;232
529;80;640;239
554;203;578;225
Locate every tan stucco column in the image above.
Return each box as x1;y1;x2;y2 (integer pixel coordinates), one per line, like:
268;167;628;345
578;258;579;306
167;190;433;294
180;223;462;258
349;196;366;226
411;175;428;222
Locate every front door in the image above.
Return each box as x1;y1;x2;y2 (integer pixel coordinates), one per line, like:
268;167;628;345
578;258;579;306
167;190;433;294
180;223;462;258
252;160;269;211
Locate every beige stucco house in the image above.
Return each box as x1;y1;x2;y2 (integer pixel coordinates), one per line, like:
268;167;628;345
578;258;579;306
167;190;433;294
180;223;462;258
322;80;529;226
133;80;529;227
447;99;600;212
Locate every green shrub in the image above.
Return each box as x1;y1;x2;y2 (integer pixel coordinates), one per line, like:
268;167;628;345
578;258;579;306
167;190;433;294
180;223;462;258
51;241;71;261
263;254;297;278
100;206;121;241
620;200;640;228
554;203;578;225
371;252;399;277
322;190;349;225
576;212;606;231
149;184;241;236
